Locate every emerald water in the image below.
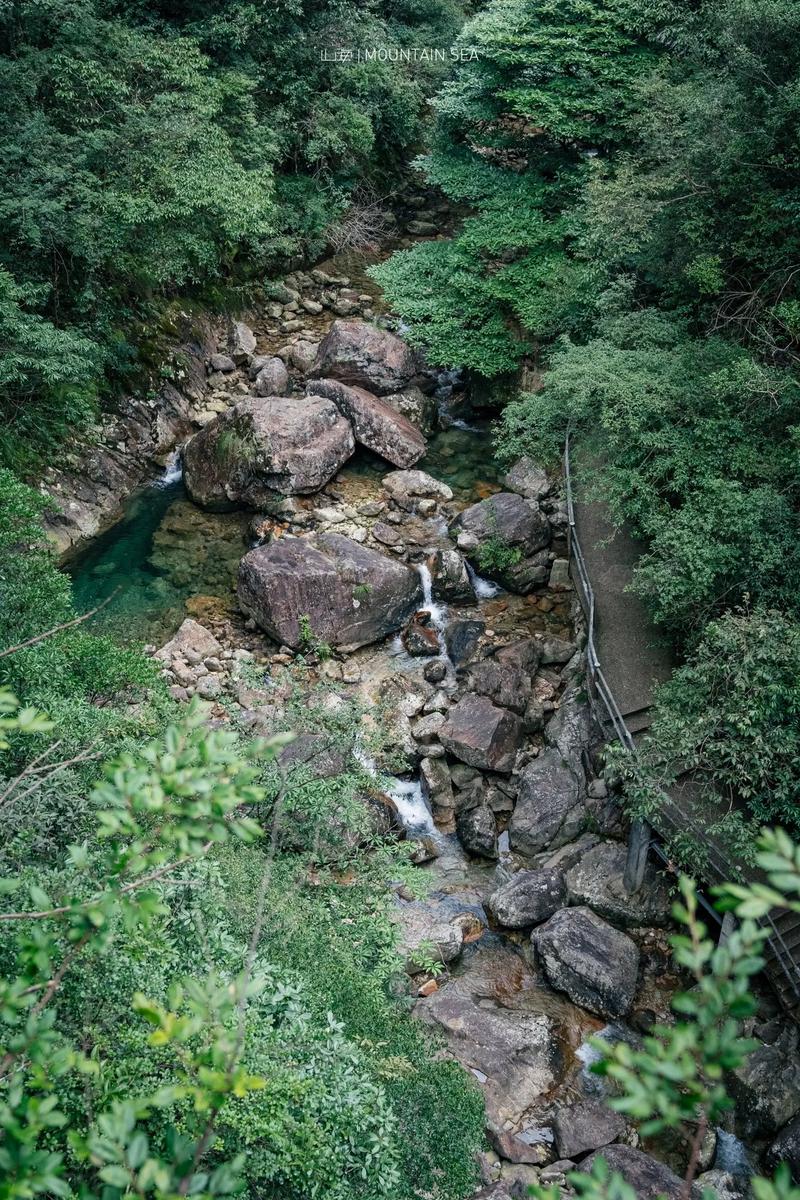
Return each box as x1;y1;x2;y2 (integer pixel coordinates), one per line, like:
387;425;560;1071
66;422;499;647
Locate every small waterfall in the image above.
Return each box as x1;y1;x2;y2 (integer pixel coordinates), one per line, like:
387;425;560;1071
714;1130;754;1180
155;448;183;488
354;740;438;839
416;562;448;635
465;562;502;599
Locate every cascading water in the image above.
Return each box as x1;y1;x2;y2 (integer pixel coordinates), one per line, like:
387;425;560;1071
713;1130;754;1180
353;741;438;840
465;561;502;599
155;448;183;488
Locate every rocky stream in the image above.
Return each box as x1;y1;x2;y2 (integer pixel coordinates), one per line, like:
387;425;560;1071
59;203;800;1200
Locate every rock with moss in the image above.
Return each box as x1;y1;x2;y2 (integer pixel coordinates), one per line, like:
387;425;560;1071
450;492;551;593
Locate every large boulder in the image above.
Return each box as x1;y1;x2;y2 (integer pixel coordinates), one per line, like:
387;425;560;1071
469;658;532;715
451;492;551;593
307;378;425;468
553;1099;626;1160
583;1147;683;1200
729;1023;800;1139
184;396;354;508
227;320;256;364
502;456;551;502
385;386;437;434
439;694;523;774
252;356;289;396
393;900;465;974
487;869;566;929
428;548;474;604
509;750;585;856
766;1114;800;1182
456;804;498;859
566;840;673;928
533;906;640;1017
312;318;422;395
237;533;422;651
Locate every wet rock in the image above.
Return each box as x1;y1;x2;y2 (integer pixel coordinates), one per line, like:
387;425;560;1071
502;456;551;502
238;533;422;652
382;468;454;510
487;869;566;929
312;318;422;395
401;610;441;657
393;901;465;973
451;492;551;593
411;711;446;744
427;548;475;603
470;658;532;715
583;1147;683;1200
766;1113;800;1182
308;378;426;468
439;694;523;774
729;1023;800;1138
277;732;348;779
566;840;673;928
445;619;485;666
184;396;355;507
385;385;437;434
227;320;256;364
508;750;585;856
552;1099;626;1159
456;804;498;859
533;906;640;1018
252;356;289;396
424;659;447;684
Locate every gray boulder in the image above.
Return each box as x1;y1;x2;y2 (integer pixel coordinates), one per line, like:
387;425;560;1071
393;901;464;974
428;548;475;604
451;492;551;593
767;1113;800;1182
307;378;426;468
312;318;422;394
509;750;585;856
252;356;289;396
184;396;354;508
583;1147;683;1200
533;906;640;1017
503;456;551;501
729;1023;800;1139
456;804;498;859
237;533;422;651
385;385;437;434
445;619;485;665
227;320;256;364
439;694;523;774
488;869;566;929
470;658;532;715
553;1099;625;1160
693;1171;746;1200
566;840;673;928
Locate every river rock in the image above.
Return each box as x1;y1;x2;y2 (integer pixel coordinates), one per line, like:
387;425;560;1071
767;1113;800;1181
509;750;585;855
227;320;256;364
439;694;523;774
533;906;640;1017
307;378;425;468
401;610;440;657
693;1171;745;1200
584;1147;682;1200
566;840;673;928
420;756;454;819
469;658;532;715
393;900;465;973
382;468;454;510
184;396;355;507
237;533;422;652
456;804;498;859
487;869;566;929
385;385;437;434
729;1023;800;1138
155;618;222;665
416;945;565;1129
210;353;236;373
313;318;421;394
552;1099;626;1160
252;356;289;396
428;548;475;603
445;619;485;666
451;492;551;593
503;456;551;501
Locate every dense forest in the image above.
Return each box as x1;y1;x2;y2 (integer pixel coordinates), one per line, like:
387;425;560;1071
3;0;800;1198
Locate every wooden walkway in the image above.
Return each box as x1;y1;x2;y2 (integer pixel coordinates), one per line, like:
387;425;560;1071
566;443;800;1017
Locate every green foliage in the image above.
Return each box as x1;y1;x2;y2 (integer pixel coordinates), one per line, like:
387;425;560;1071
297;615;333;662
476;535;521;574
532;828;800;1200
